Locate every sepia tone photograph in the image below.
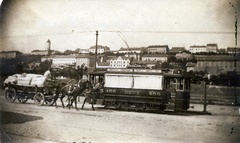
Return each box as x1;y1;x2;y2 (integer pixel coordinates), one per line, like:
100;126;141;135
0;0;240;142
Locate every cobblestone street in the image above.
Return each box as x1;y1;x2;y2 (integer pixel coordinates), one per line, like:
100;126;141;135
1;90;240;143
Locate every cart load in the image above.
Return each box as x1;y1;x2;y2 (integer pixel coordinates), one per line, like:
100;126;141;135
3;73;52;87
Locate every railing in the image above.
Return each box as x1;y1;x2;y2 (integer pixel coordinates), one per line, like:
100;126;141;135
190;94;240;106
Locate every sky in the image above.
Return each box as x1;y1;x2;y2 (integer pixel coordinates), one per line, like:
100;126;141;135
0;0;240;53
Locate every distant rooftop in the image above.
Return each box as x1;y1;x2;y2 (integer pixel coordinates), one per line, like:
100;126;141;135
148;45;169;48
142;54;169;57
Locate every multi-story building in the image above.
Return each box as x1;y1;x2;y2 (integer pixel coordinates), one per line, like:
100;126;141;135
194;55;240;74
76;54;95;68
206;43;218;53
147;45;169;54
189;46;206;53
227;47;240;54
169;47;186;54
0;51;22;59
109;56;131;68
42;54;95;68
142;54;168;63
118;47;147;54
89;45;110;54
31;50;49;55
42;55;76;65
124;53;141;61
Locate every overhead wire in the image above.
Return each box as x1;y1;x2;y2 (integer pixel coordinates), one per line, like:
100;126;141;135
1;30;239;39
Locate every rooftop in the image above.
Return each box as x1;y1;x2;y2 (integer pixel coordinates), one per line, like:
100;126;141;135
142;54;169;57
148;45;169;48
195;55;240;61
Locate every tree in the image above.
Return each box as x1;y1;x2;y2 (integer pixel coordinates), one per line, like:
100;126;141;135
161;62;169;68
168;56;177;63
154;61;162;69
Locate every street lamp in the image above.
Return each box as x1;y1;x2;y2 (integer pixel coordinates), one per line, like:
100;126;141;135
229;2;238;105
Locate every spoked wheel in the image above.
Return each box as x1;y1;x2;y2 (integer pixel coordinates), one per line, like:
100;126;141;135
33;92;45;106
17;95;28;104
116;102;122;109
5;87;17;103
44;94;55;106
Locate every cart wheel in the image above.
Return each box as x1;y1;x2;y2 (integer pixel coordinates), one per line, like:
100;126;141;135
18;96;28;104
45;94;55;106
33;92;45;106
5;87;17;103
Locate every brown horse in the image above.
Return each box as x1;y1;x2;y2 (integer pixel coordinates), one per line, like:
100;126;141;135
69;80;94;110
54;79;94;110
53;79;79;109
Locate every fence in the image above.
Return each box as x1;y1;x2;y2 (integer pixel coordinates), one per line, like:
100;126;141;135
190;84;240;105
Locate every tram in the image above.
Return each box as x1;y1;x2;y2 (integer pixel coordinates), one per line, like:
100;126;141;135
89;68;191;111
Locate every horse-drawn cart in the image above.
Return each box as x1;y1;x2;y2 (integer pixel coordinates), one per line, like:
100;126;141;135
3;73;56;106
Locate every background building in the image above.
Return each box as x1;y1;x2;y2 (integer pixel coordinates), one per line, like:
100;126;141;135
147;45;169;54
169;47;186;54
109;56;131;68
194;55;240;74
189;45;206;53
227;47;240;54
89;45;110;54
206;43;218;53
118;47;147;54
0;51;22;59
76;54;95;68
142;54;168;63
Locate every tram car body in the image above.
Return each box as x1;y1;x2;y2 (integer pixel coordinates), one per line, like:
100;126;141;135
90;68;191;111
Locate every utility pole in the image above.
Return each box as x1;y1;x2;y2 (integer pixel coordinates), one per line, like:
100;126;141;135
94;31;98;71
203;74;208;112
229;2;238;105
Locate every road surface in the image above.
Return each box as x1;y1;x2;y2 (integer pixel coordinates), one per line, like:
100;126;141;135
1;90;240;143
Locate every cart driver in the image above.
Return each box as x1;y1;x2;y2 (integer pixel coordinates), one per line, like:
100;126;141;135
43;69;54;94
44;69;51;78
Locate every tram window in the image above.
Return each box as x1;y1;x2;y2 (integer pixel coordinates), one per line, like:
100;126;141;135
175;78;183;91
165;77;190;91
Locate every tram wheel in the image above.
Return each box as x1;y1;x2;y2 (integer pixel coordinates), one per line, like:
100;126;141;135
116;102;122;109
33;92;45;106
5;87;17;103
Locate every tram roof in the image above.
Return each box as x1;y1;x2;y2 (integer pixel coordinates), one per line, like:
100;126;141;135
104;68;187;78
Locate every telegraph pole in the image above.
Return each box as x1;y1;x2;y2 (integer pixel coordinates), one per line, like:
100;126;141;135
229;2;238;105
94;31;98;71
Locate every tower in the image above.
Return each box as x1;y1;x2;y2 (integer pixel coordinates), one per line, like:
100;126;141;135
46;39;51;55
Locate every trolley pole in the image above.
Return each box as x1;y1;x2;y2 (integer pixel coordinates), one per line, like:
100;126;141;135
94;31;98;71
